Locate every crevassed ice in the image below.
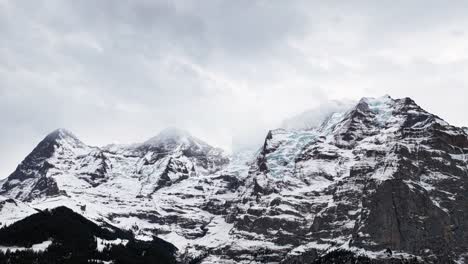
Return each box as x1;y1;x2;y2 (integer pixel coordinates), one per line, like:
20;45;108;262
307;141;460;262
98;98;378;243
363;96;395;126
266;130;318;178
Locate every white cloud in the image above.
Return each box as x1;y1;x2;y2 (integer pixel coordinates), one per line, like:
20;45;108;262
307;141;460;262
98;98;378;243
1;0;468;177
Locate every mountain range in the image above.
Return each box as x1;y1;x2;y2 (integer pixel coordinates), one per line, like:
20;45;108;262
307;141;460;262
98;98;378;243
1;96;467;263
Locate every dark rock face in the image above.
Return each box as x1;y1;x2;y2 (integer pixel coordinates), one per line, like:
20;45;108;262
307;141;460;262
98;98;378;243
354;180;453;256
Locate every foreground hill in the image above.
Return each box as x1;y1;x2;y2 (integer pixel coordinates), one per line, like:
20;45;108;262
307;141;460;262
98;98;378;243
1;96;467;263
0;206;177;264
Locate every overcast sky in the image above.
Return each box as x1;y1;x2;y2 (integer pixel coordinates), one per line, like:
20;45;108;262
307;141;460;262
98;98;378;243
2;0;468;178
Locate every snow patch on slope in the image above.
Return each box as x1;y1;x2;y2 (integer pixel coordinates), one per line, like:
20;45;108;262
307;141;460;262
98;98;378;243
0;196;37;228
0;240;53;253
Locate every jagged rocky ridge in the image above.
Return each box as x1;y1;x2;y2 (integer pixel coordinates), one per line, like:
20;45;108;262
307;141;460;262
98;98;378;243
1;96;468;263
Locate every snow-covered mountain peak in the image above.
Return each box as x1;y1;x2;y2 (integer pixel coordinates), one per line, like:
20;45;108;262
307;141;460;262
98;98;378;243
43;128;85;149
281;96;397;133
46;128;75;138
136;127;230;177
144;127;193;145
140;127;214;156
327;95;440;134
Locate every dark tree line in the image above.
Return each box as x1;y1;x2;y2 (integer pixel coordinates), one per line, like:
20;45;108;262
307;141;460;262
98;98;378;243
0;238;177;264
0;207;177;264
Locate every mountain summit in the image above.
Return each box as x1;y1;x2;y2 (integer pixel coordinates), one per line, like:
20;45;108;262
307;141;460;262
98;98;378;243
44;128;80;142
144;127;194;145
139;127;217;157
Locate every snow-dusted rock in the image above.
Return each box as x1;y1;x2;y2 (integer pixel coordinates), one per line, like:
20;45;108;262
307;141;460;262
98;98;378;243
229;96;468;263
0;126;237;257
1;96;468;263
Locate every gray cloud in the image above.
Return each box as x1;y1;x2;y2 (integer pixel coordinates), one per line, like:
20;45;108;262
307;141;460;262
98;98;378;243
2;0;468;177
